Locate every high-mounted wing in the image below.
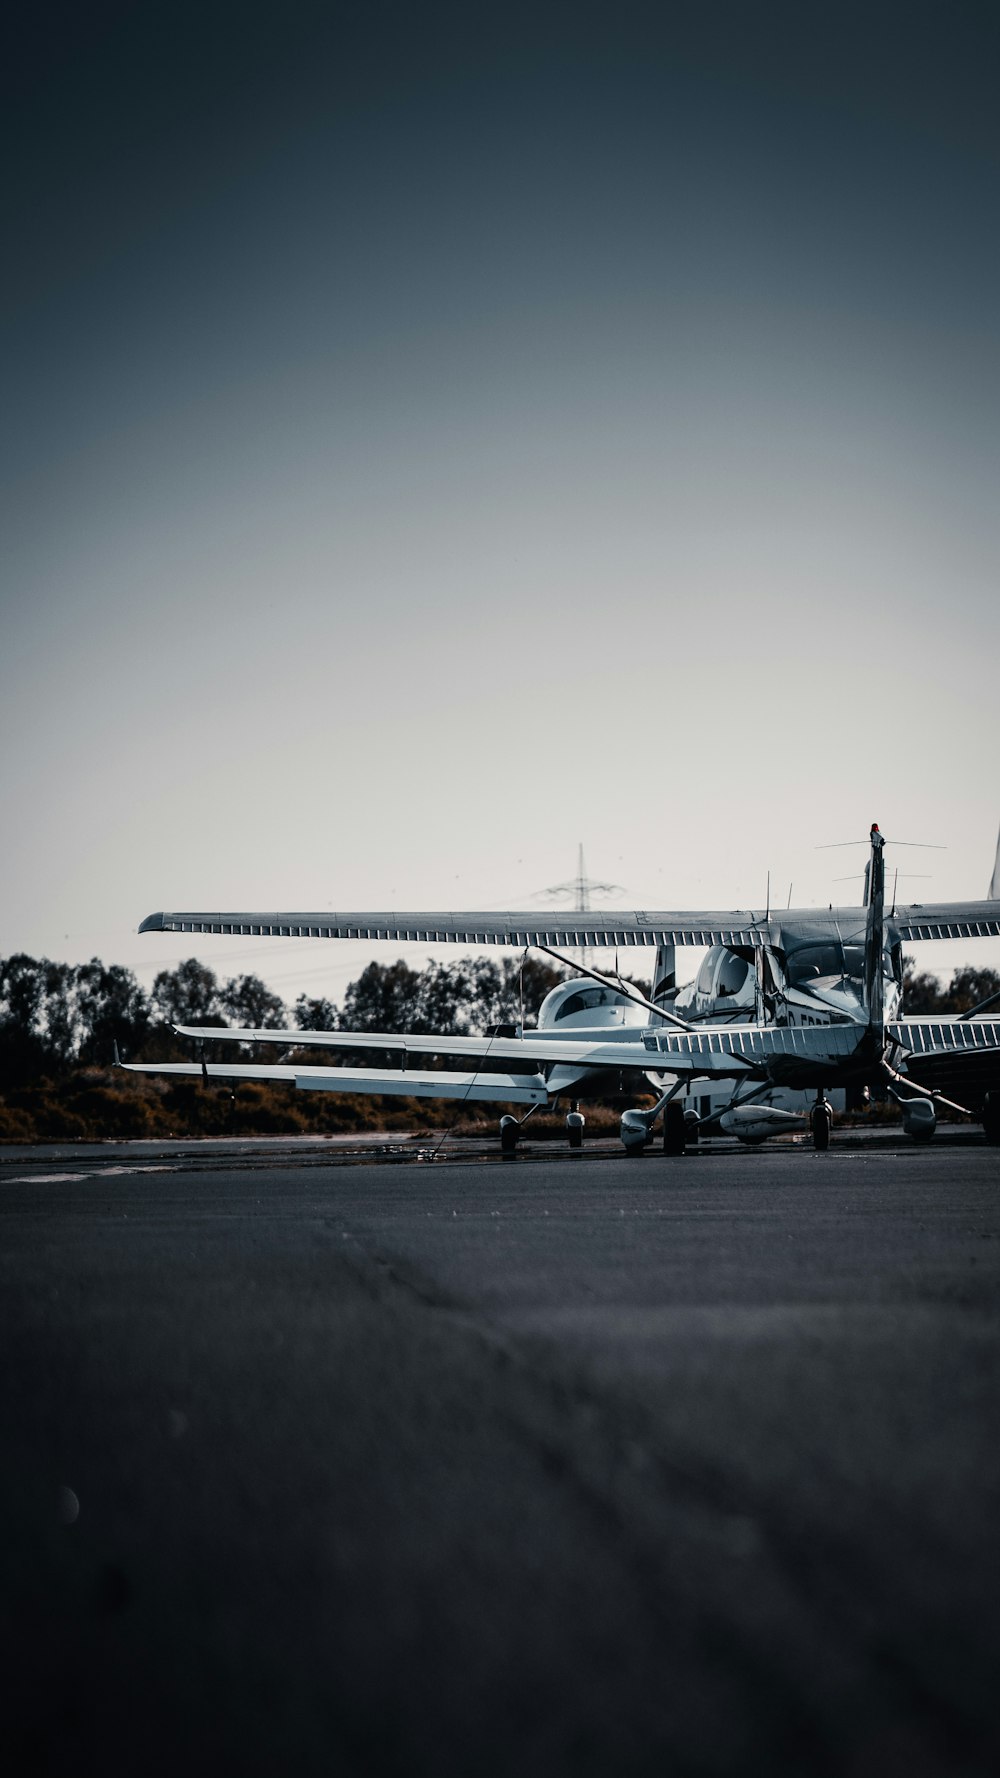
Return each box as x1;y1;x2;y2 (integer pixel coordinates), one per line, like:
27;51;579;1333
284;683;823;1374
139;901;1000;946
139;907;782;946
892;904;1000;942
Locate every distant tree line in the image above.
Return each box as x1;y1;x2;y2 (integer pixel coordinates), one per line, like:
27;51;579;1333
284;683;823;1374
0;951;564;1143
0;952;564;1084
901;960;1000;1015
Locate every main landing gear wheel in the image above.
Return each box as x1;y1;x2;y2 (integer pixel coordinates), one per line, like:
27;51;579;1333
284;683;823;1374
663;1101;687;1156
500;1116;519;1154
566;1110;585;1150
810;1099;832;1151
983;1092;1000;1146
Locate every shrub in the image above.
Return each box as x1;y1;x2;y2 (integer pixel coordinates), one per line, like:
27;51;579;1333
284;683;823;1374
0;1103;36;1140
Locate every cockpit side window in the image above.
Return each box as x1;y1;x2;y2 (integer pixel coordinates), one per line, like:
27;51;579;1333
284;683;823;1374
554;986;609;1021
716;954;750;997
696;951;718;996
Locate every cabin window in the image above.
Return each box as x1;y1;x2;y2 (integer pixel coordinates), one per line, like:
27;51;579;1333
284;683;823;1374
553;986;631;1021
716;954;750;997
696;952;718;996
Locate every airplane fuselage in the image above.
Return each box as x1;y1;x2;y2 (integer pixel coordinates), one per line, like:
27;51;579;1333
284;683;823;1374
534;978;650;1099
668;935;903;1030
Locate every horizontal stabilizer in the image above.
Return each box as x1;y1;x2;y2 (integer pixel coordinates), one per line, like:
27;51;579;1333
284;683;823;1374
889;1019;1000;1057
171;1020;649;1057
639;1021;868;1076
118;1058;547;1105
164;1019;872;1076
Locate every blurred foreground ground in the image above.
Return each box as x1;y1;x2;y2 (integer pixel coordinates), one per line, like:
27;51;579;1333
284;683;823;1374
2;1144;998;1776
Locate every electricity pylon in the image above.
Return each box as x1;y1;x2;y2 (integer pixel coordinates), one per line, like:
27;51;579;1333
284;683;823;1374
535;845;624;970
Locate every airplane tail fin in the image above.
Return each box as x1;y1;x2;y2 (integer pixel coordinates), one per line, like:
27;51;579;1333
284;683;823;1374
863;824;886;1035
650;944;676;1024
990;822;1000;899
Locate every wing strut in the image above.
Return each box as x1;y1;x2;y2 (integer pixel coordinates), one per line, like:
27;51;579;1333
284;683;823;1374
958;984;1000;1020
880;1056;972;1119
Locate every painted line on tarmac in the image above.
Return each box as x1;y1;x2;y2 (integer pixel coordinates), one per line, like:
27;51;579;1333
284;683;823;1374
6;1165;174;1183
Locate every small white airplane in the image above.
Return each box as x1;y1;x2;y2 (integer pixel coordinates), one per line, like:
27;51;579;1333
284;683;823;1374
127;825;1000;1154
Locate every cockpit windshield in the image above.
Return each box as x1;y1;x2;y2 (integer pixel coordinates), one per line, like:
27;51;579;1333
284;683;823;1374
554;986;633;1021
786;942;865;988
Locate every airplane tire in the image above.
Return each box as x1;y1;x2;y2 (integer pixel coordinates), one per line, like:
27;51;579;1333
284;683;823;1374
663;1102;687;1156
810;1104;831;1151
566;1112;585;1149
983;1092;1000;1145
500;1117;519;1154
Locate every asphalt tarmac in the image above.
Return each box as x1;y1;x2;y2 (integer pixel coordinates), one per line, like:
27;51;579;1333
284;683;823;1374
2;1141;998;1777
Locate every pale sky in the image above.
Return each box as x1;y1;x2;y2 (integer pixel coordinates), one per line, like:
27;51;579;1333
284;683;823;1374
3;2;998;1010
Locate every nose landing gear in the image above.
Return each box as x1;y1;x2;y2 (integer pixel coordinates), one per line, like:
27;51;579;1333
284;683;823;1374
619;1084;690;1156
